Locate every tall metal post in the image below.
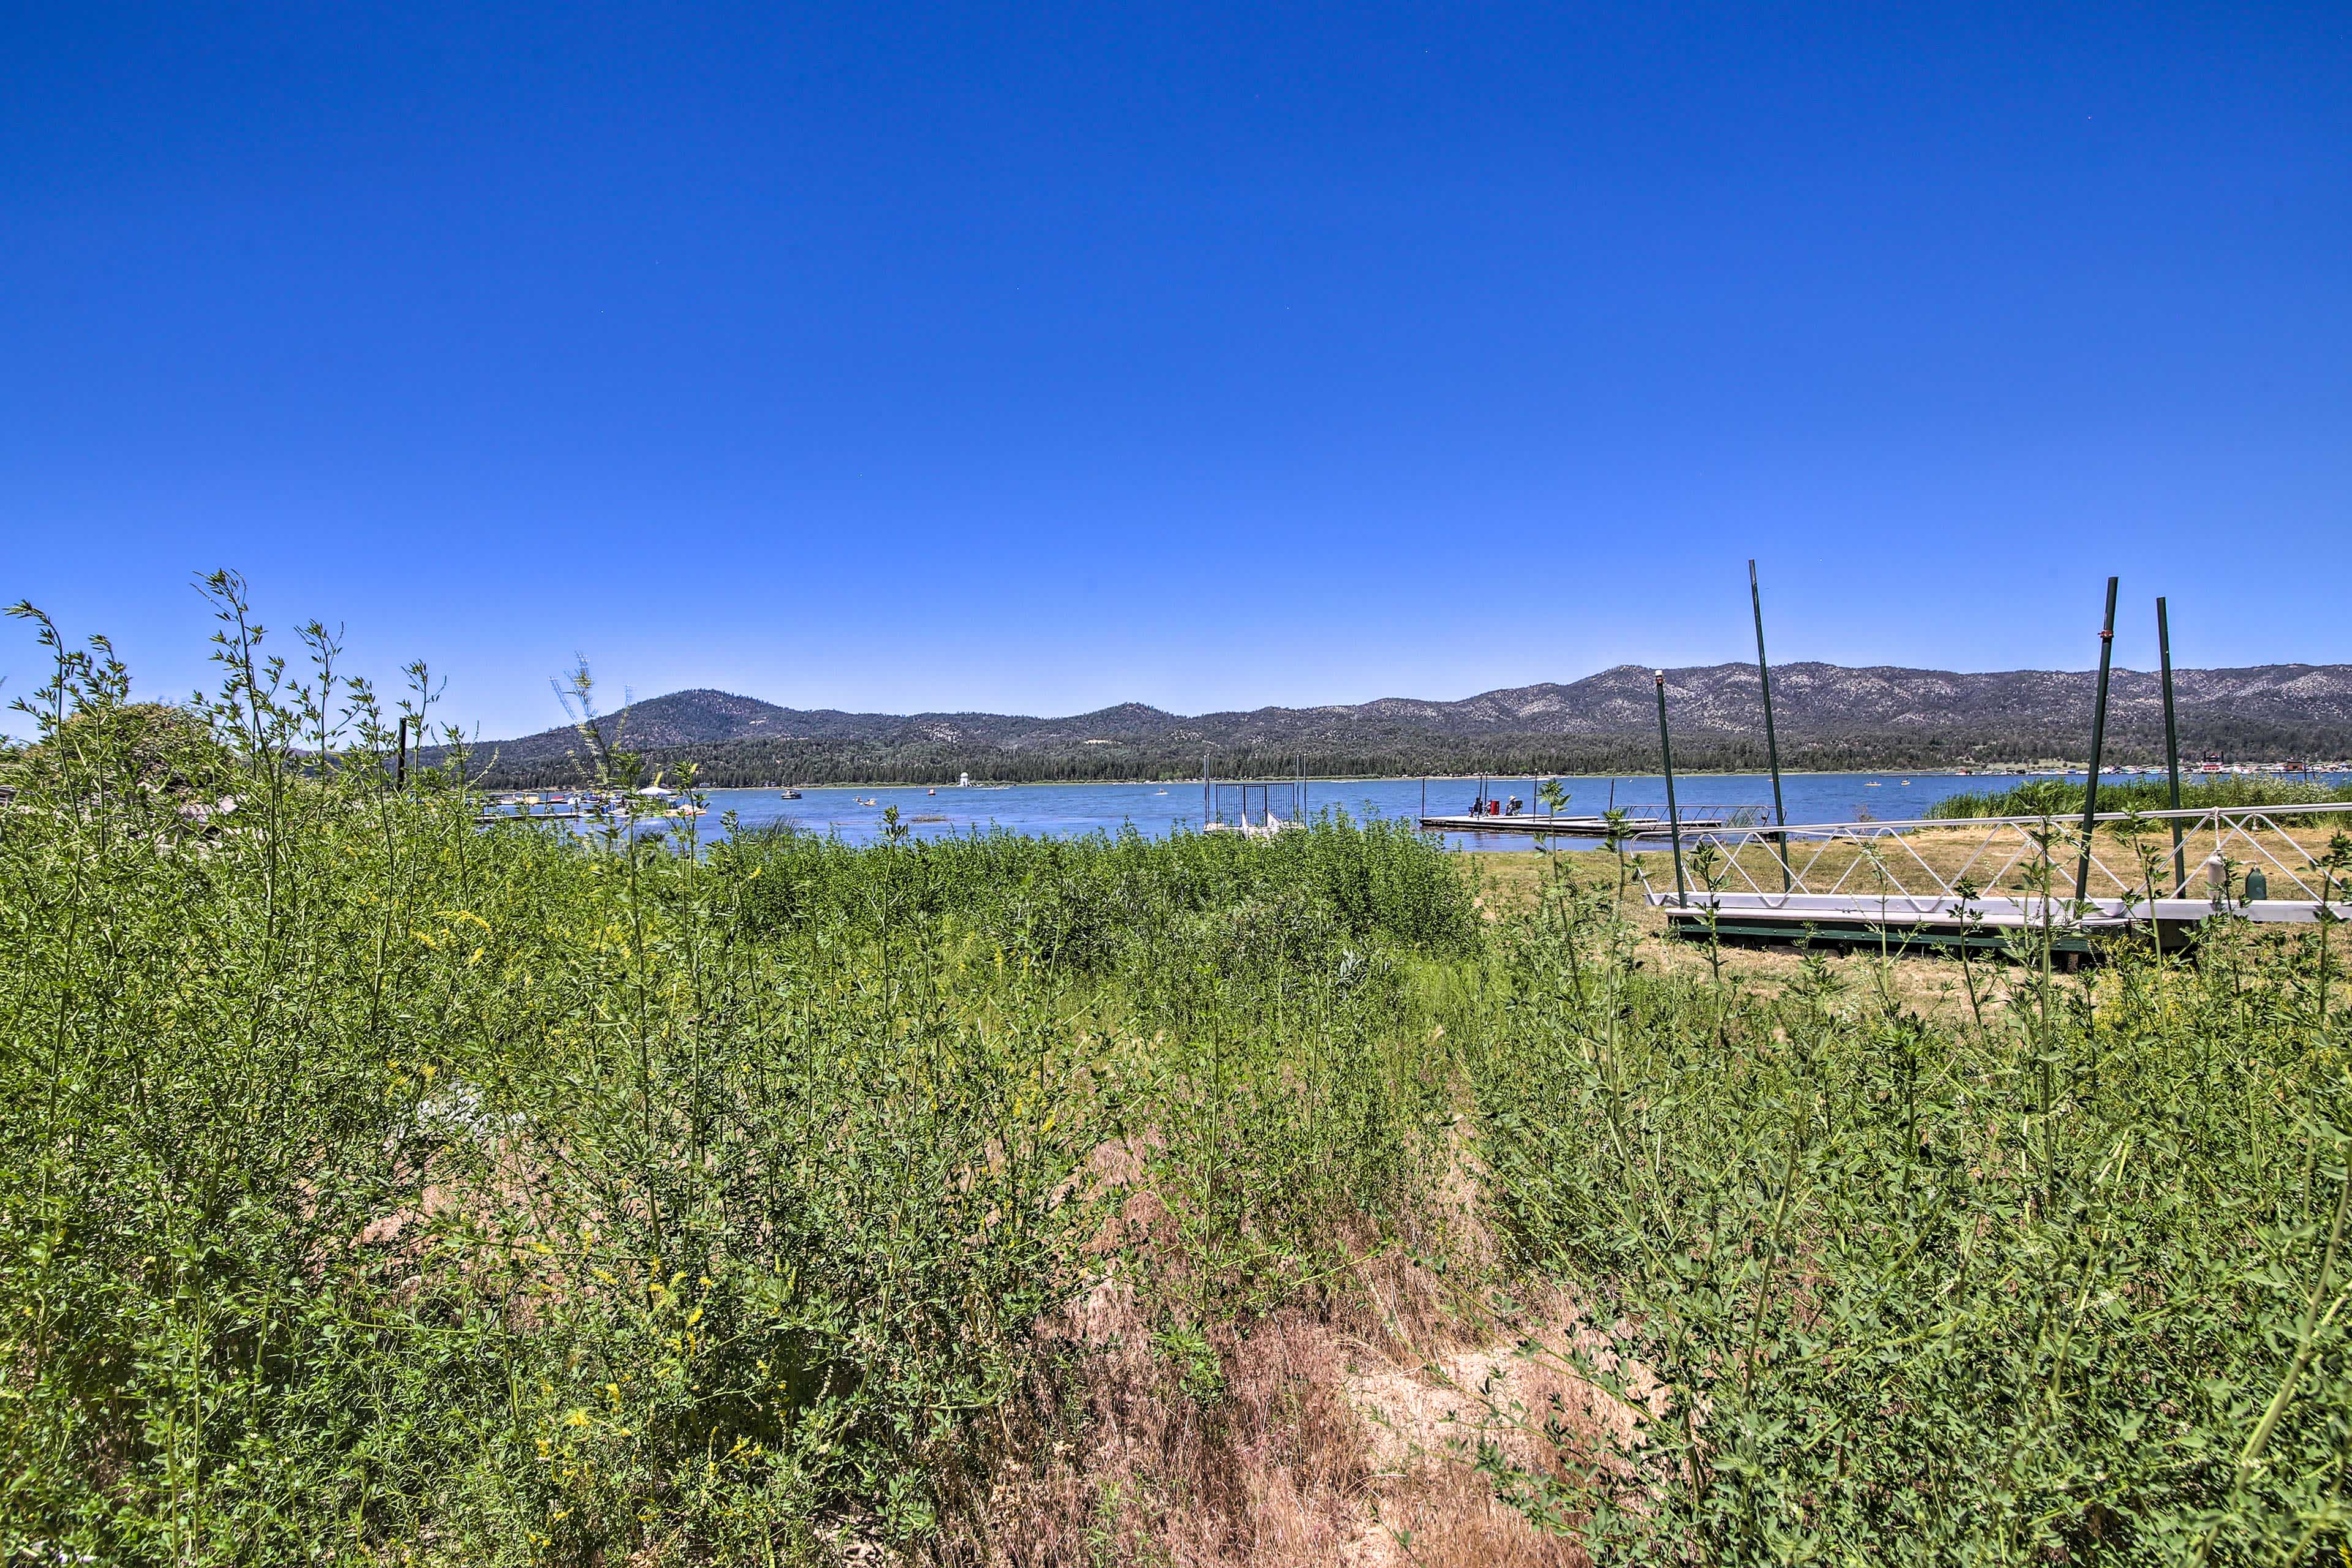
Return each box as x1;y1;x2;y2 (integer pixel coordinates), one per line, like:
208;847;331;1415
396;716;408;790
2158;596;2186;894
1749;560;1790;891
2073;576;2120;901
1656;671;1689;907
1202;747;1210;827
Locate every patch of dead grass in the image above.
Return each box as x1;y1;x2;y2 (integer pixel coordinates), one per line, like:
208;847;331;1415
934;1128;1646;1567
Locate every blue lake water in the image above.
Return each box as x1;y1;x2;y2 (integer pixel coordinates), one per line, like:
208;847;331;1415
633;772;2076;851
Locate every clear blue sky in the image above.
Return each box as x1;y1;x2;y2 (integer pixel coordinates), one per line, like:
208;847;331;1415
4;4;2347;740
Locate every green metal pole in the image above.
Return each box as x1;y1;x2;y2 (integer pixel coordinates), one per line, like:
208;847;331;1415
2158;596;2186;895
1749;560;1790;892
1656;671;1689;907
2073;576;2120;902
396;715;408;790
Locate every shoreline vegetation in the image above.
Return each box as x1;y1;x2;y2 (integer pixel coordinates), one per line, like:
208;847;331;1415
1926;772;2352;820
8;586;2351;1564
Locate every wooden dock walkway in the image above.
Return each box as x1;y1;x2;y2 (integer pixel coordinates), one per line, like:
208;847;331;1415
1418;812;1737;838
1651;891;2352;963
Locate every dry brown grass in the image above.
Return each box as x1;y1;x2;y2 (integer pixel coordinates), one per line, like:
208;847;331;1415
940;1270;1605;1567
931;1125;1634;1568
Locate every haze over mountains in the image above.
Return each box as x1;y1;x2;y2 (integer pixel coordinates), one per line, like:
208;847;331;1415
445;662;2352;788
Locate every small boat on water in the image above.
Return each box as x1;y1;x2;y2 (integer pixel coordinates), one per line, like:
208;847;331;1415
778;788;802;800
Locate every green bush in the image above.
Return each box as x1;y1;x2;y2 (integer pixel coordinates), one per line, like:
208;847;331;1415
1467;862;2352;1562
718;810;1477;970
0;591;1464;1564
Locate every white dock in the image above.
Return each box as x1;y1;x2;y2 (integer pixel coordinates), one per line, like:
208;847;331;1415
1419;812;1736;838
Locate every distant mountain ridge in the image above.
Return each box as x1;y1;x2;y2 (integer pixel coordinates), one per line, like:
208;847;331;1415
442;662;2352;787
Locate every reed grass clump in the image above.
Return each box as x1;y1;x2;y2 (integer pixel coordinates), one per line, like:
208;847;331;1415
719;810;1474;970
1929;773;2352;821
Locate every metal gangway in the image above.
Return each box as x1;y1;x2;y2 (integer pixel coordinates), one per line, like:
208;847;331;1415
1627;801;2352;956
1202;778;1306;837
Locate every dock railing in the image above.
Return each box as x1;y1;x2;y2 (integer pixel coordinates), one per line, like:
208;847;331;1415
1629;800;2352;913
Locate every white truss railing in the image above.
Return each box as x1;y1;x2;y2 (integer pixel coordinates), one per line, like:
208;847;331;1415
1628;801;2352;918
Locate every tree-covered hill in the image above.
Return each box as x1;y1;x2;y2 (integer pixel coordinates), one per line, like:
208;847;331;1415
433;662;2352;786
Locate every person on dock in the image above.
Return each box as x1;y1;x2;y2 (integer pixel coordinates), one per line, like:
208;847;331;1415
1506;794;1522;815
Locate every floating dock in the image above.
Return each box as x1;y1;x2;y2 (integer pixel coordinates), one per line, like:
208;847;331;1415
1651;892;2236;961
1419;811;1740;838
